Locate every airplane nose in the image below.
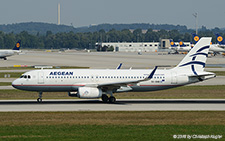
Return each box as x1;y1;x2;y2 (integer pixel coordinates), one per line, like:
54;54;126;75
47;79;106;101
12;79;20;89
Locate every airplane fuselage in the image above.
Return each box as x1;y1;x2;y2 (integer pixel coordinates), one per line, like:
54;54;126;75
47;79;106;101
12;69;201;93
0;50;20;58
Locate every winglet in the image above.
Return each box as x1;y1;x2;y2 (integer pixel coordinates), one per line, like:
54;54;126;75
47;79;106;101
148;66;158;79
116;63;122;69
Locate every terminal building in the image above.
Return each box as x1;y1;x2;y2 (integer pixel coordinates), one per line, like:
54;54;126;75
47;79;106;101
96;39;191;52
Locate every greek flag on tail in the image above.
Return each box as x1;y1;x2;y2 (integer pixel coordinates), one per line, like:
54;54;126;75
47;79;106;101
174;37;211;75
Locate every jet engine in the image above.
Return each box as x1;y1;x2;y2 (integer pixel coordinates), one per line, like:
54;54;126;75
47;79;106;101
77;87;102;98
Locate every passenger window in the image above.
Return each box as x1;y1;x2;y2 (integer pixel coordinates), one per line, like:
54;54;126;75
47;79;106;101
24;75;27;79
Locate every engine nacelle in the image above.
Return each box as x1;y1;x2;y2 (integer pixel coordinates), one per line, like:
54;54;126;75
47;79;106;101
77;87;102;99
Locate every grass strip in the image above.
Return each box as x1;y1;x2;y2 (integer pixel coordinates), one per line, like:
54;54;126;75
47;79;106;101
0;111;225;126
0;125;224;140
0;111;224;140
0;72;24;78
212;71;225;76
0;82;12;86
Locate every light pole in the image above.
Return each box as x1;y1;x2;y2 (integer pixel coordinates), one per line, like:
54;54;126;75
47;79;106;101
193;13;198;34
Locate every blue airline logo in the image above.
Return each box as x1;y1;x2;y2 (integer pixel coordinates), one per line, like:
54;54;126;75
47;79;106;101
49;71;73;75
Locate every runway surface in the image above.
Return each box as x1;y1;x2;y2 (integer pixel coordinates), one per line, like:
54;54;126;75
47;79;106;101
0;99;225;112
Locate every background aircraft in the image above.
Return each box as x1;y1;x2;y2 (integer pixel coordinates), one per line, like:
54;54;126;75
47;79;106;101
12;38;215;103
215;33;225;47
0;40;21;60
192;34;225;55
168;39;190;54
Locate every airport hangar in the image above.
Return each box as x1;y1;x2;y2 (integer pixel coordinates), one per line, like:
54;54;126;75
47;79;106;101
96;39;191;52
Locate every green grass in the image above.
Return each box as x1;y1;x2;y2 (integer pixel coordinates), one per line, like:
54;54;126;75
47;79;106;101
0;125;224;140
0;82;12;86
212;71;225;76
0;111;224;140
0;72;24;78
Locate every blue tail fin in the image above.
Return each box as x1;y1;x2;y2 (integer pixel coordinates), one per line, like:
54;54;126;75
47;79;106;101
13;40;21;50
170;39;177;47
178;40;187;47
215;34;225;45
192;33;200;44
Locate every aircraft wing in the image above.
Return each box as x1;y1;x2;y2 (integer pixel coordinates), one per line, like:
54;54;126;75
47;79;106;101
93;66;158;88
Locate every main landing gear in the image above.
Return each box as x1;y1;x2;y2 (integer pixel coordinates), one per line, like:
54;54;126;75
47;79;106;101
101;94;116;103
37;92;43;103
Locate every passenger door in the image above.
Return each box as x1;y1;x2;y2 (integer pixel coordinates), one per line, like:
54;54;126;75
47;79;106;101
38;71;44;84
171;72;177;84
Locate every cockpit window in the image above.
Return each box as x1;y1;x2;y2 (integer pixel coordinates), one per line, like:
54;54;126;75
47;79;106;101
20;75;31;79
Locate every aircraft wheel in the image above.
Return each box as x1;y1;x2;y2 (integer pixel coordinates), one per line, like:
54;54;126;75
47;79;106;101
109;96;116;103
102;94;109;103
37;98;42;103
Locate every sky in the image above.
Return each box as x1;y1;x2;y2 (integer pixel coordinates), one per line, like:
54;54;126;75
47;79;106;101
0;0;225;29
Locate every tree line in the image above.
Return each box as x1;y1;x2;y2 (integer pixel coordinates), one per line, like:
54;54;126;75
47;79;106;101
0;29;224;49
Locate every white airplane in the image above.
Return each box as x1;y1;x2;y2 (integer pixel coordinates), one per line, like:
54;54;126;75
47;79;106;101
0;40;21;60
12;37;215;103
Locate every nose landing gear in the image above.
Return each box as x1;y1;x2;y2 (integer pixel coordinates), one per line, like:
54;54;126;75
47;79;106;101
37;92;43;103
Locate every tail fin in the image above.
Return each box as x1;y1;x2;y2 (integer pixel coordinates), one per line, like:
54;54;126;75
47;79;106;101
215;33;225;45
192;33;200;44
174;37;211;75
178;40;187;47
170;39;177;47
12;40;21;50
